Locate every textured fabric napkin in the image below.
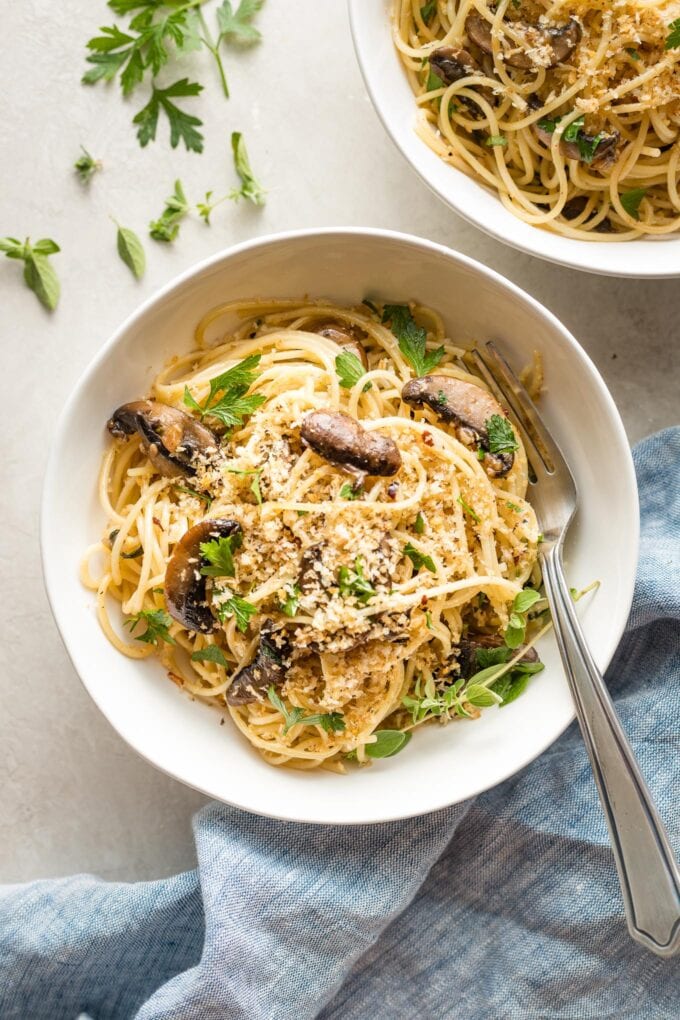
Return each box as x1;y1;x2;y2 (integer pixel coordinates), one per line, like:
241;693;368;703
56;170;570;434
1;429;679;1019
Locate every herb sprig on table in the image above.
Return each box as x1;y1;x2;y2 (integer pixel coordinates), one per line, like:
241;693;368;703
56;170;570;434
0;237;61;310
83;0;266;151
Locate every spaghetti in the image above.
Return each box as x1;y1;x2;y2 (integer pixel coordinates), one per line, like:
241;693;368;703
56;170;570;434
393;0;680;239
82;298;543;771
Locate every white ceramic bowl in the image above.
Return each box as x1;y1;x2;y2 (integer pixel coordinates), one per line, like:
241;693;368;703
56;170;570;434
42;229;638;824
349;0;680;278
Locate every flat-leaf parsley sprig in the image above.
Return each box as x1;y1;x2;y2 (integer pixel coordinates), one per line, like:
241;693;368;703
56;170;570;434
83;0;266;151
183;353;266;430
382;303;445;376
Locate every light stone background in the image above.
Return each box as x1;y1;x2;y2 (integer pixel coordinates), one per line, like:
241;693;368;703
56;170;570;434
1;0;678;883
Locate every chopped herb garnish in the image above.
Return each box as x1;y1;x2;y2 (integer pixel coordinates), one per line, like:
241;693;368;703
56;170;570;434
620;188;647;221
625;47;640;60
426;66;445;92
420;1;437;25
227;466;263;505
485;135;507;147
267;686;345;735
382;304;445;376
125;608;175;645
339;482;362;501
403;542;436;574
174;484;213;508
199;533;243;578
183;353;265;430
457;495;480;524
506;501;522;513
335;350;372;391
0;236;61;311
121;545;143;559
191;645;230;668
338;556;376;605
666;18;680;49
216;593;257;632
425;609;433;630
485;414;519;454
362;298;380;317
74;146;101;182
279;583;301;618
149;179;190;242
414;511;426;534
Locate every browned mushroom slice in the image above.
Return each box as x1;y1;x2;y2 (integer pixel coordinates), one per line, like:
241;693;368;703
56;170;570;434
107;401;219;478
429;46;483;85
401;375;514;477
466;12;581;70
165;519;241;633
310;320;368;370
301;410;401;478
226;623;288;705
457;634;539;679
535;123;619;169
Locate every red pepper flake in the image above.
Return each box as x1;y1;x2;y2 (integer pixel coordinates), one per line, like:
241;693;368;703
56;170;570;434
153;516;164;530
420;595;429;606
422;432;434;447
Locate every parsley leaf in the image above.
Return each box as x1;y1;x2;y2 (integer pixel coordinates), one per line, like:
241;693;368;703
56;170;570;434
485;414;519;454
0;236;61;310
338;556;376;605
485;135;507;147
199;533;243;578
216;0;264;45
620;188;647;221
149;179;190;241
335;350;371;391
625;47;640;60
426;66;445;91
267;686;345;735
183;353;265;430
134;79;204;152
74;146;102;182
216;593;257;632
403;542;436;574
191;645;230;668
456;495;479;524
382;304;445;376
115;223;146;279
125;608;175;645
339;482;362;501
505;501;521;513
414;511;426;534
666;18;680;49
229;131;266;205
227;467;263;505
279;583;301;618
420;1;437;24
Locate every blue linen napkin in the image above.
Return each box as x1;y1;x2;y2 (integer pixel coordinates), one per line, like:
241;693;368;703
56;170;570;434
1;429;679;1019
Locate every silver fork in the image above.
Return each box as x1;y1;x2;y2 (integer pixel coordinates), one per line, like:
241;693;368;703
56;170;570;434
466;341;680;958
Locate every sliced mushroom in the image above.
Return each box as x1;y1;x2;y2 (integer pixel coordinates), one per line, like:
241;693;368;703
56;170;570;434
226;622;289;705
430;46;482;86
401;376;514;477
301;409;401;478
466;12;581;70
310;321;368;370
107;401;219;478
457;634;539;679
165;519;241;633
535;123;619;169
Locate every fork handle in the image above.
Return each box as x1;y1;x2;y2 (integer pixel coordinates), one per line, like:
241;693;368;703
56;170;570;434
541;546;680;956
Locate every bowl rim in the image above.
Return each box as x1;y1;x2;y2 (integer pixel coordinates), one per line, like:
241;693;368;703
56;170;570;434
40;226;639;823
347;0;680;279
